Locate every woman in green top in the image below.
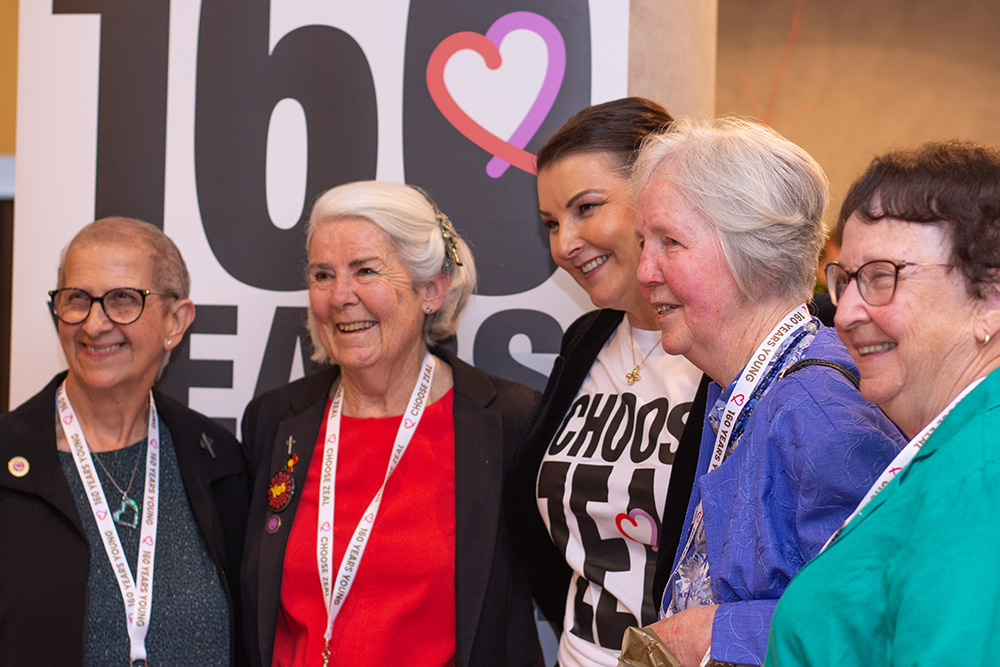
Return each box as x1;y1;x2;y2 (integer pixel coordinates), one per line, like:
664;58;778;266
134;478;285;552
766;140;1000;665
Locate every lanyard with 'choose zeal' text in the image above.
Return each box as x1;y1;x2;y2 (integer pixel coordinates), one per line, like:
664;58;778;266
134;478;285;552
316;352;436;666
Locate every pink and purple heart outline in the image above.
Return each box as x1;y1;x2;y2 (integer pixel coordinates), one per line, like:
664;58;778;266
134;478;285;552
484;12;566;178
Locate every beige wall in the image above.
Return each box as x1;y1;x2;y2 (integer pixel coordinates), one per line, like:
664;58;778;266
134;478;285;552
715;0;1000;228
629;0;718;117
0;0;16;155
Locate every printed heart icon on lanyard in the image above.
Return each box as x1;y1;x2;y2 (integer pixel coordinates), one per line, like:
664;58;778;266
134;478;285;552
426;11;566;178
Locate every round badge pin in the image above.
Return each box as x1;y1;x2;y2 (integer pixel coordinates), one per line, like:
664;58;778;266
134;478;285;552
268;470;295;512
266;514;282;534
7;456;29;478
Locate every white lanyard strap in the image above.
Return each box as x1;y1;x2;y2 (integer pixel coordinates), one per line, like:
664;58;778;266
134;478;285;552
663;305;810;618
708;304;810;473
58;381;160;664
316;352;436;649
820;376;985;552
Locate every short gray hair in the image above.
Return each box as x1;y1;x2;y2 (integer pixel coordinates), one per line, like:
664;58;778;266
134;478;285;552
305;180;477;363
57;216;191;373
58;217;191;298
631;116;828;302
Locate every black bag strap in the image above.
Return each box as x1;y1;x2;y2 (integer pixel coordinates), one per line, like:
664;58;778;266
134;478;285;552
779;358;860;390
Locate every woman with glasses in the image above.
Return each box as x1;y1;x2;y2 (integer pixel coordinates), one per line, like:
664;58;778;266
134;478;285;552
767;141;1000;665
631;117;907;666
0;217;249;665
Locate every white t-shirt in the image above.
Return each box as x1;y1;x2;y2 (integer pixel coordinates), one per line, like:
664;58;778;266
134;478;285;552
536;319;702;667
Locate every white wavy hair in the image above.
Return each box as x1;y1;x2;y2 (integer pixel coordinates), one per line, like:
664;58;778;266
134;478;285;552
304;180;477;364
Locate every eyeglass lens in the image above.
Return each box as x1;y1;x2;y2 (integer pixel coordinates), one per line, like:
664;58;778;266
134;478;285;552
52;288;146;325
826;261;899;307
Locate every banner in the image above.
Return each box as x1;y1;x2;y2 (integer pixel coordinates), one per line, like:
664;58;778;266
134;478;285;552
12;1;629;429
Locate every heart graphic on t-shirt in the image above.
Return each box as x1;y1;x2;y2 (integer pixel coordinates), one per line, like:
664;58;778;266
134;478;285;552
615;508;658;550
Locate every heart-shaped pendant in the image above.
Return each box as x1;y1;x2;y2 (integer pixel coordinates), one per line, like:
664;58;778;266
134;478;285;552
113;497;140;530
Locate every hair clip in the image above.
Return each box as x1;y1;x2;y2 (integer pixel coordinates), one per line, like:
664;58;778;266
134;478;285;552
436;211;464;275
411;185;464;275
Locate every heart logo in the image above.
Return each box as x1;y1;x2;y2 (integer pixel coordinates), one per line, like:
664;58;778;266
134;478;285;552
321;521;332;532
404;418;416;429
63;415;73;425
615;508;658;550
731;393;745;407
96;510;107;521
150;438;158;449
427;11;565;178
143;536;154;545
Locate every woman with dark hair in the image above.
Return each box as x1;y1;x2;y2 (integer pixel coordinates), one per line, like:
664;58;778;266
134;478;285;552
767;141;1000;665
507;98;704;667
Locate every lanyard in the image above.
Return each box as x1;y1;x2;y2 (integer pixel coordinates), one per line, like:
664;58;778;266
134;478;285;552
664;304;810;617
58;381;160;665
819;376;985;553
708;304;810;473
316;352;436;665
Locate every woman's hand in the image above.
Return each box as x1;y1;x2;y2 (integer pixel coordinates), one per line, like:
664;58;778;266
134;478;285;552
646;604;717;667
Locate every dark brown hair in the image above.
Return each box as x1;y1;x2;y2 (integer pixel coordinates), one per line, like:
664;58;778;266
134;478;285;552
535;97;674;174
838;140;1000;298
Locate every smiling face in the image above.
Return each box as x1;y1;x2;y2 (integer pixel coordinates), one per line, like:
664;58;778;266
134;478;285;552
308;217;442;378
59;240;189;400
635;171;752;383
537;152;651;321
834;214;984;436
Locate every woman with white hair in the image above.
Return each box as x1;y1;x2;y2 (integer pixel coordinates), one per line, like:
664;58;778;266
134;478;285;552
240;181;543;667
631;118;906;666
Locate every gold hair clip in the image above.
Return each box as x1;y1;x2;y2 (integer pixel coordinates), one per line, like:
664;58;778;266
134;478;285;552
436;211;464;275
410;185;464;275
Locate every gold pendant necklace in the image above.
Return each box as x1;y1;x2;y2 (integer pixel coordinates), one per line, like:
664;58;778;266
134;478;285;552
626;323;660;386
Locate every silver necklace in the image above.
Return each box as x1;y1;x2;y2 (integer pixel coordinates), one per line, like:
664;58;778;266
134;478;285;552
90;414;149;530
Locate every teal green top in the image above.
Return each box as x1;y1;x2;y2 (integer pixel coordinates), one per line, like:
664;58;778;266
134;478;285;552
766;367;1000;666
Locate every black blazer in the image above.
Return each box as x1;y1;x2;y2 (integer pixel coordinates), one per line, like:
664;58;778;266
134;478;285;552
240;347;544;667
506;309;709;628
0;372;250;667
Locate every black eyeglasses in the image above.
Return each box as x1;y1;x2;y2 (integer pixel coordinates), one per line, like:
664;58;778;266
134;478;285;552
824;260;952;307
48;287;177;325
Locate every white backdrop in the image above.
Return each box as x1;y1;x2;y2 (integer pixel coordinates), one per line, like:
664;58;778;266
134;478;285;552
12;1;629;428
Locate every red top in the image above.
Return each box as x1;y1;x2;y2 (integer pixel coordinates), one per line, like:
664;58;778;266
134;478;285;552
271;390;457;667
